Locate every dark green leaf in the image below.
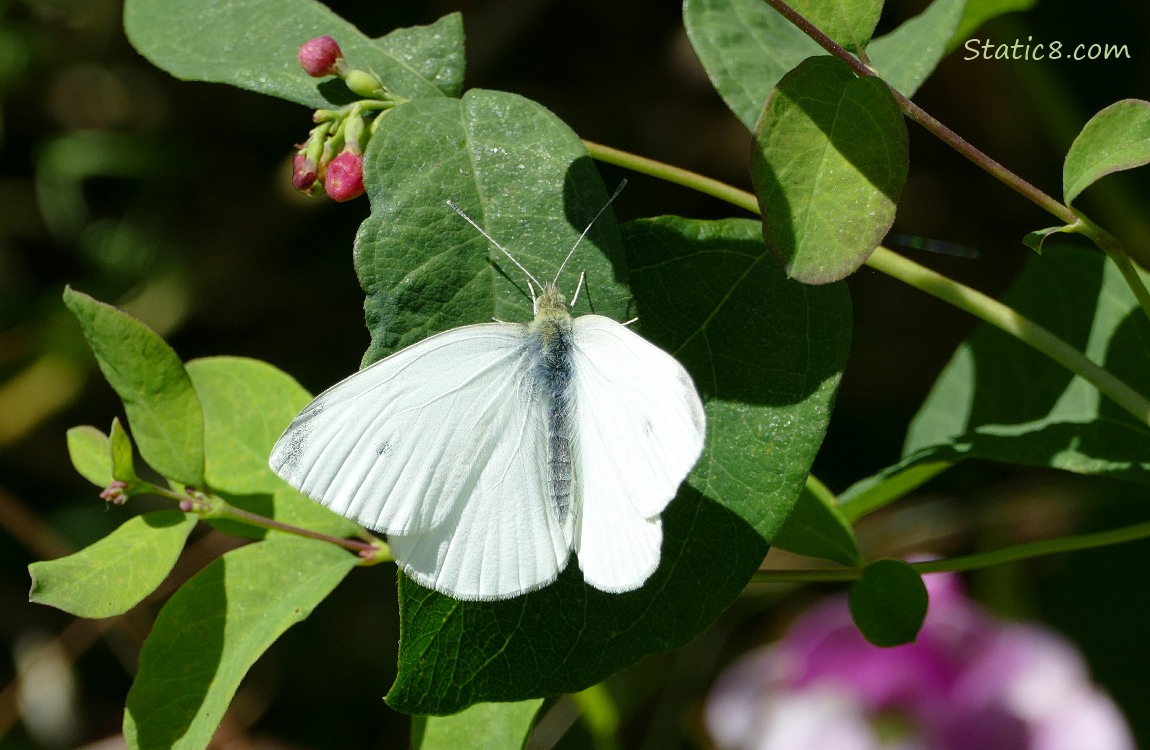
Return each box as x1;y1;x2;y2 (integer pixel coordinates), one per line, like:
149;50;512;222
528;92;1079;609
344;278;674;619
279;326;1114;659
867;0;966;97
773;482;860;565
752;56;907;283
1063;99;1150;204
848;558;927;647
123;536;357;750
67;425;113;487
412;701;543;750
185;356;361;538
385;217;851;714
903;241;1150;482
124;1;463;107
63;287;204;487
29;510;196;618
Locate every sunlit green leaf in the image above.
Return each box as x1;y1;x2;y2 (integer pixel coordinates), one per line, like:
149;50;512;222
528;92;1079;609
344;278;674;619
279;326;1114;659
123;536;357;749
67;425;113;488
29;510;196;618
412;700;543;748
124;0;464;107
790;0;881;55
63;287;204;487
752;56;907;283
868;0;965;97
1063;99;1150;204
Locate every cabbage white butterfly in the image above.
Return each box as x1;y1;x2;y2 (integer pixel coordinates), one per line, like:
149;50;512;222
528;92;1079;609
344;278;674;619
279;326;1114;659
270;192;706;600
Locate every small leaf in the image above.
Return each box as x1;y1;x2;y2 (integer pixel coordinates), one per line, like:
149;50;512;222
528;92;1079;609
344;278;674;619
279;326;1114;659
28;510;196;618
1063;99;1150;204
773;482;860;565
110;417;139;483
752;56;908;283
412;700;543;748
123;535;357;750
124;1;464;107
67;425;113;487
848;559;928;647
868;0;966;97
63;287;205;487
1023;224;1076;253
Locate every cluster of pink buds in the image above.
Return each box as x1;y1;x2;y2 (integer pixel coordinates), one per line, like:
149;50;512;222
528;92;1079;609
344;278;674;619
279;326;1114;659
291;35;404;202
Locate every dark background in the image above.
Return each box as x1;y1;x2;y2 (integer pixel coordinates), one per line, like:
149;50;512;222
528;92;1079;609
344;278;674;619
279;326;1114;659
1;0;1149;747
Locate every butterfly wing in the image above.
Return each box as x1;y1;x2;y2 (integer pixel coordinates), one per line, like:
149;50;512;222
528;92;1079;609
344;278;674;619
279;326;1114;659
569;315;706;592
269;322;572;600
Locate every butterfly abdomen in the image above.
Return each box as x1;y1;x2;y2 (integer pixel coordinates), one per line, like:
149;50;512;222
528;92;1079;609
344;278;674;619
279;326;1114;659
529;289;577;526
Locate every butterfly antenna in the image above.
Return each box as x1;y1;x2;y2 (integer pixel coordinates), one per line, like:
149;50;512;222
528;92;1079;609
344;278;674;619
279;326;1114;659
553;179;628;284
447;200;543;291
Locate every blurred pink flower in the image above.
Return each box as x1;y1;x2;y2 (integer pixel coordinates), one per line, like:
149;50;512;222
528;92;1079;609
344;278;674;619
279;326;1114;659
706;574;1132;750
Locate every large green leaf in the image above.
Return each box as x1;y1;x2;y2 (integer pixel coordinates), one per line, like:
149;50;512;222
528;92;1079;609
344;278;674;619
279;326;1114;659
903;241;1150;482
752;56;907;284
412;700;543;750
123;0;464;107
123;535;358;750
684;0;961;130
29;510;196;618
64;287;205;487
1063;99;1150;204
383;217;850;714
186;356;361;538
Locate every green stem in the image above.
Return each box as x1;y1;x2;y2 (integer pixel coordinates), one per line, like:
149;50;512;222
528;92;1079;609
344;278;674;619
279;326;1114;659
570;683;621;750
752;519;1150;584
147;482;391;563
586;141;1150;427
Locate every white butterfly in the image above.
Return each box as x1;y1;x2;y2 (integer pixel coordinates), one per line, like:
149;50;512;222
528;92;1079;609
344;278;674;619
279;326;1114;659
270;193;706;600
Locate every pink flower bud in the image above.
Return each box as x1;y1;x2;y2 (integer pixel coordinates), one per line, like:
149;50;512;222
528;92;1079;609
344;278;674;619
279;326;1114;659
298;35;344;78
324;150;365;202
292;152;318;192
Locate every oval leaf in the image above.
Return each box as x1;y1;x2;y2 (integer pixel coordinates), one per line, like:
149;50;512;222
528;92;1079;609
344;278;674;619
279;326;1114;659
848;558;928;647
124;0;463;107
412;700;543;750
752;56;908;284
385;217;851;714
1063;99;1150;204
66;425;113;488
63;287;205;487
123;536;357;750
28;510;196;618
